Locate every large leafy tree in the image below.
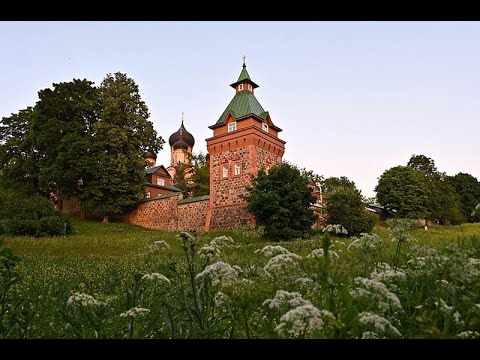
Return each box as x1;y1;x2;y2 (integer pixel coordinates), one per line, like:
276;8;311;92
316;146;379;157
0;107;41;194
31;79;99;199
448;173;480;222
375;166;429;219
172;152;210;198
245;162;316;240
321;176;356;195
325;186;376;235
80;72;164;223
407;155;463;224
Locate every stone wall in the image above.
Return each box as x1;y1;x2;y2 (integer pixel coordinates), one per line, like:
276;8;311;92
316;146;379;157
210;146;252;207
208;204;253;231
125;194;181;231
177;198;210;232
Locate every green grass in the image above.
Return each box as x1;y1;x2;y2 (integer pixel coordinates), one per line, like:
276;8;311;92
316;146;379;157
1;219;480;339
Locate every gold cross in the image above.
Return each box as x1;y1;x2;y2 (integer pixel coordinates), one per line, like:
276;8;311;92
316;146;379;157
181;112;184;122
242;55;246;65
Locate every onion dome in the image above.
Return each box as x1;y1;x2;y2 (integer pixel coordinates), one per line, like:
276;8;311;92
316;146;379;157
173;140;189;150
168;121;195;148
145;150;157;160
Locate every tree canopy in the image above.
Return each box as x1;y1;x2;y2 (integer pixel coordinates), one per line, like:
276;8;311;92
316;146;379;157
245;162;316;241
448;173;480;222
0;72;164;223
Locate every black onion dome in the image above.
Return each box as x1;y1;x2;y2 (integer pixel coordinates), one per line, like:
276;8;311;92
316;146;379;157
168;121;195;148
146;150;157;160
173;140;189;150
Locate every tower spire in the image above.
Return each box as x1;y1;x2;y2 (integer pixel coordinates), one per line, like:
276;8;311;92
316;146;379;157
242;54;246;68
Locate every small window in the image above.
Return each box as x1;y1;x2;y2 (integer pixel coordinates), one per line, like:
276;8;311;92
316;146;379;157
238;84;244;91
223;165;229;178
248;84;252;91
262;123;268;132
145;191;151;199
156;178;165;186
228;121;236;133
234;162;241;176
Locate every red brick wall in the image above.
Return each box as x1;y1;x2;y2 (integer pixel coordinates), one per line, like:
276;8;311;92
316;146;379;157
210;146;252;207
125;194;181;231
177;199;210;232
208;204;253;231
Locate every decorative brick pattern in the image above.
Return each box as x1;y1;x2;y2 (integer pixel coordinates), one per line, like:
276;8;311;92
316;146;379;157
255;147;282;171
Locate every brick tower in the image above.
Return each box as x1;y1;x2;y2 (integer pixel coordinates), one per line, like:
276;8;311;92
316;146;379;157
205;60;286;230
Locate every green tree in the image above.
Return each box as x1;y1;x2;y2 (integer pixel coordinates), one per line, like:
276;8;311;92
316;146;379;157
375;166;429;219
245;162;316;241
80;72;164;223
407;155;463;224
0;107;40;194
31;79;99;199
321;176;356;195
172;159;191;198
407;154;437;175
188;152;210;198
325;186;376;235
448;173;480;222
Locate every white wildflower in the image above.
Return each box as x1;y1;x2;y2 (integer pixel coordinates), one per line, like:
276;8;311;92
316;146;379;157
263;290;312;309
453;311;463;326
358;312;401;338
457;331;480;339
307;248;324;259
213;292;230;307
264;253;302;275
255;245;291;257
361;331;383;339
177;232;198;250
153;240;170;249
120;306;150;318
295;277;314;286
370;263;406;283
141;273;171;285
351;277;402;313
275;305;334;337
348;233;382;253
196;261;240;286
323;224;348;235
436;299;453;314
210;235;234;248
198;244;221;260
66;292;106;307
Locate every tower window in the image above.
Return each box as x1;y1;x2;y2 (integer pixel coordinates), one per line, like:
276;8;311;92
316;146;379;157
156;178;165;186
145;191;151;199
228;121;237;133
238;84;244;91
262;123;268;132
223;165;229;178
248;84;252;91
234;162;241;176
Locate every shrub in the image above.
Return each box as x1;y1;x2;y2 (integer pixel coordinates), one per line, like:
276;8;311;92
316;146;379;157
325;186;376;235
0;189;72;237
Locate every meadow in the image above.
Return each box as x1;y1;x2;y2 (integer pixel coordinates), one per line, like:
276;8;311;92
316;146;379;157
1;219;480;339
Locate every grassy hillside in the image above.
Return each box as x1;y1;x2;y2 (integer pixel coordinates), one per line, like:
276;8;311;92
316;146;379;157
1;220;480;339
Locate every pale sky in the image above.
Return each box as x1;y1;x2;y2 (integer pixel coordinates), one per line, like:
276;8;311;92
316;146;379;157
1;21;479;197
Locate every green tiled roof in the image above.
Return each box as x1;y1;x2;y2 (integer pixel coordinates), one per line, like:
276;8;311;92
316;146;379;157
144;182;181;192
230;64;259;89
215;91;267;125
237;66;251;82
145;165;162;175
141;192;181;202
177;195;210;204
